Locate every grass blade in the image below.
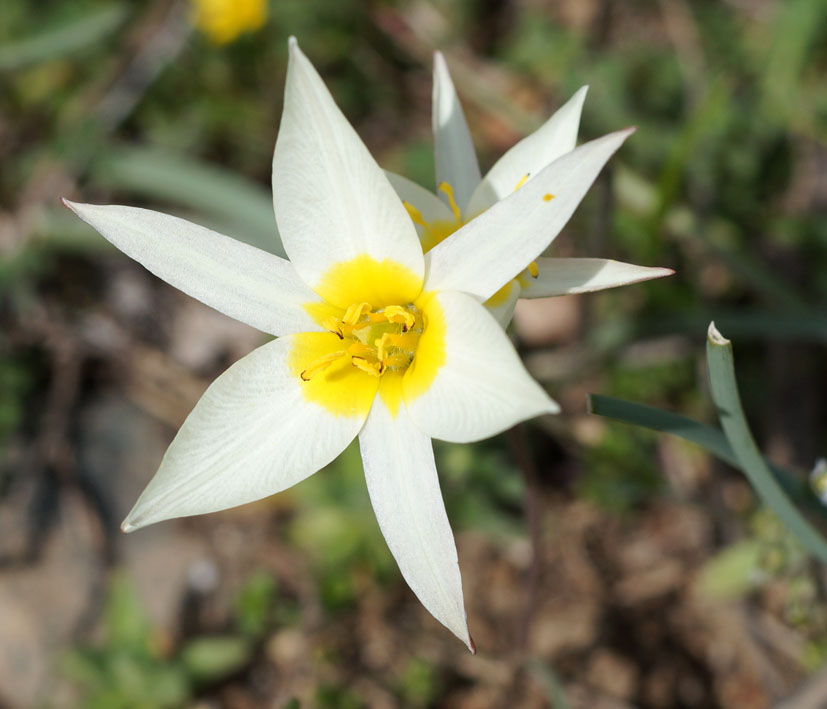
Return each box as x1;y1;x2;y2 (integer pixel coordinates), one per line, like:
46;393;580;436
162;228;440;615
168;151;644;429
91;146;285;257
0;6;128;72
589;393;802;488
706;322;827;564
587;395;824;518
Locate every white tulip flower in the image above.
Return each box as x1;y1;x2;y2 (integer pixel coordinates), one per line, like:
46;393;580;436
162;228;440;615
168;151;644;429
65;39;644;650
387;52;673;325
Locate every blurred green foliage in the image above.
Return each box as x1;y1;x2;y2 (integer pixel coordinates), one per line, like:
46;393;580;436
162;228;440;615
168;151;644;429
234;570;279;638
396;657;441;707
63;572;260;707
62;573;191;708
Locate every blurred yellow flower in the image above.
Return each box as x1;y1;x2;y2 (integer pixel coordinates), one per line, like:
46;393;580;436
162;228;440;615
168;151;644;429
191;0;267;45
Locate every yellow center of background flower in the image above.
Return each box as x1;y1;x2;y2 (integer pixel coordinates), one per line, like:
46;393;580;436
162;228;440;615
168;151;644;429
402;178;545;305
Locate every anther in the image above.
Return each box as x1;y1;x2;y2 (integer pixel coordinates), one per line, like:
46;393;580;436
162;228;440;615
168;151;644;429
301;350;346;381
322;316;344;338
343;302;371;325
513;173;530;191
351;357;383;377
302;301;423;383
528;261;539;278
382;305;416;331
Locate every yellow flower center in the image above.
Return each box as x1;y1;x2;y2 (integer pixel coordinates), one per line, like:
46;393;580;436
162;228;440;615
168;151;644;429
290;256;445;418
301;302;423;380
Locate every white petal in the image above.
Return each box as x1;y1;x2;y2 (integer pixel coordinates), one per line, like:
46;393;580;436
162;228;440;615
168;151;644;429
272;39;423;298
122;336;374;531
521;258;674;298
484;279;522;328
385;170;454;224
433;51;481;215
405;291;559;443
424;128;635;301
466;86;588;216
359;397;472;650
64;201;322;337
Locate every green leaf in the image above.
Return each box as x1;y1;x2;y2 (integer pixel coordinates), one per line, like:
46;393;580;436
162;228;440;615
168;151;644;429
180;636;251;682
761;0;827;116
695;540;764;600
90;146;285;256
706;322;827;564
104;573;152;654
587;394;733;464
586;394;812;506
0;6;128;72
234;571;277;638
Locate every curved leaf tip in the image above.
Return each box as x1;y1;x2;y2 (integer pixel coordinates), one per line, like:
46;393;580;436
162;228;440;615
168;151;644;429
707;321;729;346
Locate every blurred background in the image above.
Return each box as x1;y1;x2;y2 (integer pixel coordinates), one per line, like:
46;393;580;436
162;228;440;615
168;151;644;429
1;0;826;706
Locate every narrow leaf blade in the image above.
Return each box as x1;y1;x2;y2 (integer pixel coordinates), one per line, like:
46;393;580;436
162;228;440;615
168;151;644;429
0;6;128;72
706;322;827;564
587;395;819;514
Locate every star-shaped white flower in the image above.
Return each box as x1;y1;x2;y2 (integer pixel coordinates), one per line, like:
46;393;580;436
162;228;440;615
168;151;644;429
65;39;640;650
387;52;673;325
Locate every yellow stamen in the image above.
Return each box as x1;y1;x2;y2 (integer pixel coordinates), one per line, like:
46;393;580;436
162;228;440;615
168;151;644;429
291;256;445;419
389;331;418;350
322;316;342;337
351;357;383;377
403;201;429;229
382;305;416;331
513;173;530;191
301;350;346;381
374;332;393;362
438;181;462;225
343;302;372;325
306;299;424;387
346;342;372;357
543;193;555;202
528;261;539;278
367;311;388;323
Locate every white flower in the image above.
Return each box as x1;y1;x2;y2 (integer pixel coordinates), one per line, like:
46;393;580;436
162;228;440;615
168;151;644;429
387;51;673;325
64;39;636;650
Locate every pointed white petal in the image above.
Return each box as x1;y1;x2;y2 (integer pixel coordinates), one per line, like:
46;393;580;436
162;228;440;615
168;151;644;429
521;258;674;298
122;336;376;531
64;201;321;337
359;397;472;650
433;51;481;215
272;39;423;299
424;128;635;301
385;171;455;224
466;86;588;216
405;291;559;443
